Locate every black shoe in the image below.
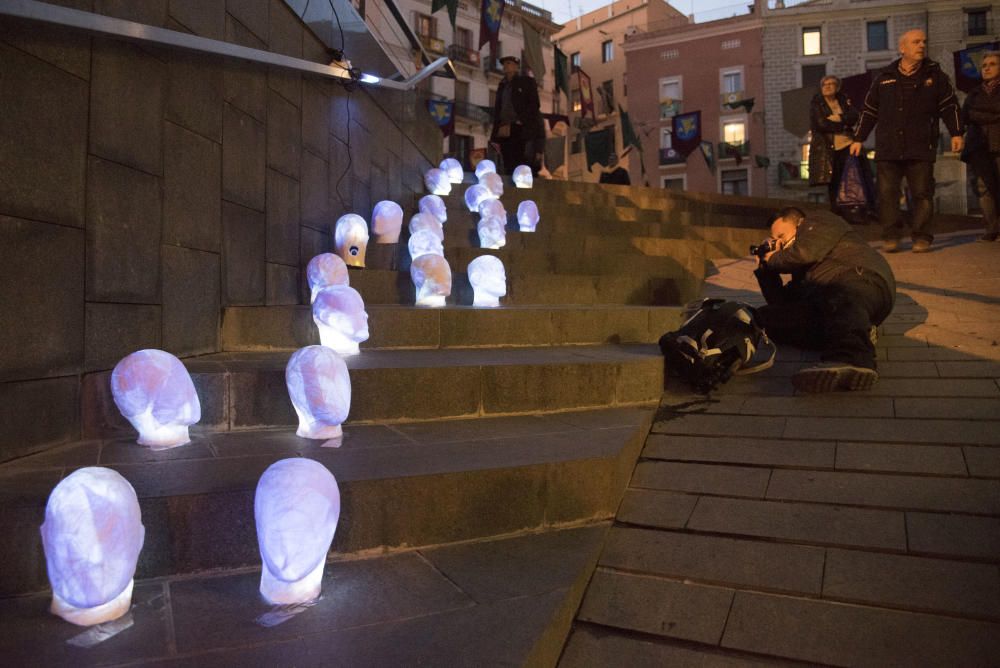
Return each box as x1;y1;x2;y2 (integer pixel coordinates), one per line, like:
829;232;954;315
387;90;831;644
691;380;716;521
792;363;878;393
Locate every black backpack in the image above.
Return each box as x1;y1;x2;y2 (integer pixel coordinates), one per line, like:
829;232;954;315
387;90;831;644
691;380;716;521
658;299;776;393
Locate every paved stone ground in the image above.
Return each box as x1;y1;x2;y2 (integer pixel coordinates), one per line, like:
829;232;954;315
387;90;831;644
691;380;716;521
561;230;1000;666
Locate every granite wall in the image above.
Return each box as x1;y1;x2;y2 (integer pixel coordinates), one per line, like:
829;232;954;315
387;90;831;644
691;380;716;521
0;0;440;461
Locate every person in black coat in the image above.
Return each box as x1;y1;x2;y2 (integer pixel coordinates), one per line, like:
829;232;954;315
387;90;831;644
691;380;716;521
489;56;545;176
961;51;1000;242
755;207;896;392
851;29;963;253
809;76;859;209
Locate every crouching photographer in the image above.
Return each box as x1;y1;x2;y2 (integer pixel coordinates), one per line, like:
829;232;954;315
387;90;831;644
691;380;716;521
753;207;896;392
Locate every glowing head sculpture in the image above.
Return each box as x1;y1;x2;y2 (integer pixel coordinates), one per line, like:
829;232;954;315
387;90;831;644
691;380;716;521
517;200;540;232
418;194;447;224
408;212;444;241
286;345;351;440
306;253;350;303
477;216;507;249
41;467;145;626
479;172;504;198
464;184;493;212
408;229;444;259
312;285;370;355
371;201;403;244
478;198;506;222
111;349;201;449
512;165;534;188
468;255;507;307
255;458;340;605
410;254;452;307
334;214;369;268
475;159;497;179
424;168;451;196
439;157;464;183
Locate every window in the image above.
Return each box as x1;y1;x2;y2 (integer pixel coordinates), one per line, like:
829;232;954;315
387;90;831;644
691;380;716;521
866;21;887;51
570;51;581;69
722;119;746;146
456;27;473;49
802;27;822;55
602;40;613;63
968;9;988;37
660;128;672;150
721;68;743;94
662;176;685;191
659;76;682;119
721;39;741;50
801;63;827;89
415;13;435;38
571;89;581;113
660;49;679;60
721;168;749;196
455;80;469;103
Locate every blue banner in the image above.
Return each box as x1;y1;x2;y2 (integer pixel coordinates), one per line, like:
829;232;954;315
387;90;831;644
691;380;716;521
672;111;701;157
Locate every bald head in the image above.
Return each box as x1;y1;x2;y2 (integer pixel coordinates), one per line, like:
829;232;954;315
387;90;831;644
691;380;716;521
898;29;927;65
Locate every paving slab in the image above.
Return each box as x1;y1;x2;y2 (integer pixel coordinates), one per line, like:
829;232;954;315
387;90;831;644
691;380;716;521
964;446;1000;477
835;441;968;475
631;461;771;498
905;512;1000;560
782;416;1000;445
615;488;699;529
643;434;835;468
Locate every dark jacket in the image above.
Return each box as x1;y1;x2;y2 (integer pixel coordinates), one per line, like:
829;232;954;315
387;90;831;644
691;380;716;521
853;58;962;162
961;84;1000;161
490;74;545;147
599;167;631;185
758;216;896;309
808;92;859;185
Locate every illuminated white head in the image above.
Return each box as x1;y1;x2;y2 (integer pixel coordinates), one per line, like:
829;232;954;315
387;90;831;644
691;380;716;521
418;194;448;224
285;345;351;440
424;168;451;196
477;216;507;250
478;198;506;222
371;201;403;243
408;229;444;259
517;200;540;232
410;254;452;307
512;165;533;188
408;212;444;241
111;349;201;449
334;214;369;268
255;458;340;604
312;285;370;356
464;184;492;212
439;157;464;183
479;172;504;198
306;253;349;303
41;467;144;626
475;159;497;179
468;255;507;307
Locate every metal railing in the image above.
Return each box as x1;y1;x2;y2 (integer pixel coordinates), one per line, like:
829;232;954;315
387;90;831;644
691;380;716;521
448;44;480;67
418;32;446;55
453;100;492;123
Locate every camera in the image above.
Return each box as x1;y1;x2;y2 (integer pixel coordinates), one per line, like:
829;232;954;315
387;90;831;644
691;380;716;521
749;239;776;260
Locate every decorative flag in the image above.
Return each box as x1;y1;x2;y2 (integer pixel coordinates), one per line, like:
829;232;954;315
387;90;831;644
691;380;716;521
523;23;545;80
619;106;641;150
754;155;770;168
479;0;504;51
954;42;1000;92
778;161;799;184
671;110;701;157
699;141;714;170
431;0;459;30
659;98;681;119
584;127;613;169
725;97;755;112
577;68;595;120
427;99;454;137
554;47;570;99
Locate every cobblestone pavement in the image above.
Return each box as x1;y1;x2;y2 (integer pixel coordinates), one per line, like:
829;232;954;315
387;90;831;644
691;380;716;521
561;231;1000;666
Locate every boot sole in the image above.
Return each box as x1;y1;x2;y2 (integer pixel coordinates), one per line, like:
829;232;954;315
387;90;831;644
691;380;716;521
792;365;878;393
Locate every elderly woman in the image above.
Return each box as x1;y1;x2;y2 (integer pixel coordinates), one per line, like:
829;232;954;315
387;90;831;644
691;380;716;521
809;75;860;208
962;51;1000;242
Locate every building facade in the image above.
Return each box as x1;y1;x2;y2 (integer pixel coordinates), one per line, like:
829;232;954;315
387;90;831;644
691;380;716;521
623;5;767;196
555;0;687;183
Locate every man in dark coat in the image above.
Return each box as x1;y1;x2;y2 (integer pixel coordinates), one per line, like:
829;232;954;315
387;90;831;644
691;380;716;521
850;29;963;253
489;56;545;176
755;207;896;393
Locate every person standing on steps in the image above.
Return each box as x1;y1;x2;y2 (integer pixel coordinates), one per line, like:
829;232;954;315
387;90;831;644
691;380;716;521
809;75;859;210
961;51;1000;242
850;29;963;254
489;55;545;176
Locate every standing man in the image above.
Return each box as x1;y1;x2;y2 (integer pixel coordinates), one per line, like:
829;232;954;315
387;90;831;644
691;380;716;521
850;29;963;253
490;55;545;176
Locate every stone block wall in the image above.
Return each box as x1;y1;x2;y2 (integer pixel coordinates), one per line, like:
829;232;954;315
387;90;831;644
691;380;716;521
0;0;439;462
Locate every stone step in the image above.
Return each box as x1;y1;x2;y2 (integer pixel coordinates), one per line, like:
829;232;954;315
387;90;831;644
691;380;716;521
221;304;685;351
80;345;664;439
0;407;650;597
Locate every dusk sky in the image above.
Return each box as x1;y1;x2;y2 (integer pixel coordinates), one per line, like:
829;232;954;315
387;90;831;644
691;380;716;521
535;0;760;25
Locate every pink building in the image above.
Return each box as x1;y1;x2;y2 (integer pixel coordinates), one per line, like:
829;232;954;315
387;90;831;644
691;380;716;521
623;4;766;196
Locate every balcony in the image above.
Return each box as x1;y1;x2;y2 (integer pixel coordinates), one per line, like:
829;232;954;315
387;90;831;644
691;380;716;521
483;57;503;76
718;141;750;160
659;148;684;165
503;0;553;22
418;33;446;55
453;100;492;124
448;44;481;68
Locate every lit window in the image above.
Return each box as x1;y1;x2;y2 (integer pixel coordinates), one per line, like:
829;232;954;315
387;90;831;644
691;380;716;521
723;121;746;145
803;27;822;55
571;89;581;112
570;52;581;69
659;77;682;119
602;40;613;63
866;21;887;51
721;69;742;94
416;14;435;38
721;168;748;196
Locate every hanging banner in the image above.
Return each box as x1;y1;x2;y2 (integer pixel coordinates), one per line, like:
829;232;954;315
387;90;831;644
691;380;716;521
427;99;454;137
699;141;715;171
554;47;570;99
577;68;595;120
954;42;1000;93
479;0;505;51
619;105;641;151
671;110;701;157
754;155;771;168
584;127;613;169
431;0;459;29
